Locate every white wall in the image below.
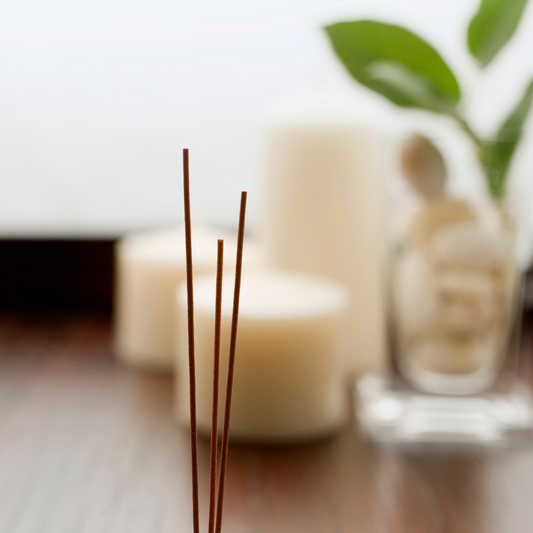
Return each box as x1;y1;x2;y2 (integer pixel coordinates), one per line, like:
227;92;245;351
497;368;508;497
1;0;532;237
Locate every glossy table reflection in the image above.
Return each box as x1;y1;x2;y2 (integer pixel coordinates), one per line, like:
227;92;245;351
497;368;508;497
1;312;533;533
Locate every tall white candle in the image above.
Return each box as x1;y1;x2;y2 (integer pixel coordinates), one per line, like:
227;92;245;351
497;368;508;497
175;270;350;442
115;225;263;370
263;121;386;376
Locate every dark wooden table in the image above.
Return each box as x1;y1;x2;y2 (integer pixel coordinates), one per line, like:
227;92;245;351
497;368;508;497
2;313;533;533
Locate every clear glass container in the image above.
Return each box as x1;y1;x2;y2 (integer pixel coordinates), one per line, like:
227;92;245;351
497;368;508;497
355;196;533;445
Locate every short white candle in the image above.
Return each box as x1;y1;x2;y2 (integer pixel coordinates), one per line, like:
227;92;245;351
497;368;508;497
175;270;350;442
263;121;386;376
114;225;263;370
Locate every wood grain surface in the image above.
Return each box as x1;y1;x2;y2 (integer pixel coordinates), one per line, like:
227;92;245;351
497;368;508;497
1;312;533;533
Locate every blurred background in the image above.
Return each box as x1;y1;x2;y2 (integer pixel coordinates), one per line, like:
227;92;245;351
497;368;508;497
1;0;533;311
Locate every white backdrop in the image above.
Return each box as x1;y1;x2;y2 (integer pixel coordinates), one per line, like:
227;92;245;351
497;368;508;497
1;0;533;237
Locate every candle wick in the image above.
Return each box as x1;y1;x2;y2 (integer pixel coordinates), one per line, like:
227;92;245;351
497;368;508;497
215;191;247;533
183;148;200;533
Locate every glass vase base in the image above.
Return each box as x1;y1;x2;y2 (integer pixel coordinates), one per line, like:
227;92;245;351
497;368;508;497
402;360;496;396
355;375;533;446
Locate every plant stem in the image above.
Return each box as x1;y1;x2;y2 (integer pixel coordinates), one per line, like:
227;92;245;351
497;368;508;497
450;111;506;203
453;113;485;155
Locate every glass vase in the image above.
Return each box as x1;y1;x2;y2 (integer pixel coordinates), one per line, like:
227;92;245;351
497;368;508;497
356;196;533;445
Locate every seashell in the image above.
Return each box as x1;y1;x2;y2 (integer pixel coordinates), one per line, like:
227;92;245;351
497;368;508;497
436;269;498;300
407;197;477;249
400;134;447;199
430;222;505;269
439;295;498;337
394;251;438;340
409;332;499;375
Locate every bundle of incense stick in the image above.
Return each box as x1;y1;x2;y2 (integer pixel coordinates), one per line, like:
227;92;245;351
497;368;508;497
182;148;247;533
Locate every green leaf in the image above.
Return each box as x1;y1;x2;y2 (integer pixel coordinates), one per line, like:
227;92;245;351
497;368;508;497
364;61;457;114
324;20;461;114
483;79;533;199
468;0;528;68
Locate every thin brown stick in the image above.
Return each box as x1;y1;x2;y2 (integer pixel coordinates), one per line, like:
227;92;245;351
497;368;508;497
208;239;224;533
214;191;247;533
183;148;200;533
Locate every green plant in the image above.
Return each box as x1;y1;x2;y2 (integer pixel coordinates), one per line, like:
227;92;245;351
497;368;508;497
324;0;532;203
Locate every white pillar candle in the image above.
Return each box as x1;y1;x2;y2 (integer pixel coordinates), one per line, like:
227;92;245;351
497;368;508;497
263;121;386;376
115;225;263;371
175;270;350;442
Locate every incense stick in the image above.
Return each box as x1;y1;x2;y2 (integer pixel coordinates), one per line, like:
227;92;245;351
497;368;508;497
182;148;200;533
208;239;224;533
214;191;247;533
